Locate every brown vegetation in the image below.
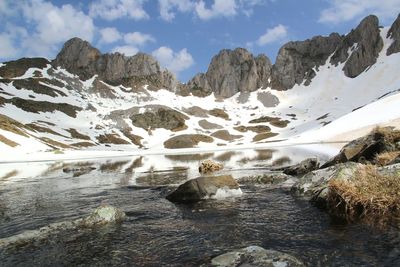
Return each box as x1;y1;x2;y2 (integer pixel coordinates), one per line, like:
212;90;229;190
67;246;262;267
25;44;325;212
66;128;91;140
164;134;213;149
253;132;278;142
327;164;400;223
375;151;400;166
249;116;289;128
96;134;130;145
0;134;19;147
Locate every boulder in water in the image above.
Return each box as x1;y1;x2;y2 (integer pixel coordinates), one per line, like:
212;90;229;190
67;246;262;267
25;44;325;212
82;204;126;226
166;175;241;203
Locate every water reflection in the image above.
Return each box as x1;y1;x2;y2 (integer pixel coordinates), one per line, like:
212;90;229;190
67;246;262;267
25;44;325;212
0;145;399;266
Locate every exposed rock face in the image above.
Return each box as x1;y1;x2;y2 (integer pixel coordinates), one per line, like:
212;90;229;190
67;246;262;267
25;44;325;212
271;33;343;90
166;175;241;203
53;37;177;90
210;246;305;267
130;106;189;131
187;48;272;98
0;58;49;78
163;134;213;149
330;15;383;78
387;14;400;55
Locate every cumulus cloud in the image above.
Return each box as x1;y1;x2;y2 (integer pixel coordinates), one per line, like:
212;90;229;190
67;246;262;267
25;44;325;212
124;32;155;46
158;0;264;21
152;46;194;74
89;0;149;21
159;0;193;21
195;0;237;20
111;45;139;56
319;0;400;24
0;34;19;59
256;24;288;46
99;27;122;44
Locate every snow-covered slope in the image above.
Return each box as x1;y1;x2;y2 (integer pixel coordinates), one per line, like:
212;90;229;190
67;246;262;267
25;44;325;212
0;25;399;161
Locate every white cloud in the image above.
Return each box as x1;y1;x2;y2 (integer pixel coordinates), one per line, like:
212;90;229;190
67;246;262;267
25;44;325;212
319;0;400;24
124;32;155;46
99;27;122;44
159;0;193;21
195;0;237;20
152;46;194;74
256;24;288;46
89;0;149;21
111;45;139;56
0;34;19;59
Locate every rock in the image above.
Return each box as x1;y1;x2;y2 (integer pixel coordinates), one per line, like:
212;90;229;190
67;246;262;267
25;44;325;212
291;162;361;207
0;205;125;248
387;14;400;55
237;172;294;187
321;127;399;168
130;106;189;131
330;15;383;78
82;205;126;226
187;48;272;98
166;175;242;203
209;246;305;267
53;37;177;90
271;33;342;90
163;134;213;149
0;58;49;78
199;159;224;174
282;158;320;176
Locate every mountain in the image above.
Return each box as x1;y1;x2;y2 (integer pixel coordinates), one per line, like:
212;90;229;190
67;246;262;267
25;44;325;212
0;14;399;160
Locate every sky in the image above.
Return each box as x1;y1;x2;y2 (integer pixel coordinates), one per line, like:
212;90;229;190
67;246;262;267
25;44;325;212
0;0;399;82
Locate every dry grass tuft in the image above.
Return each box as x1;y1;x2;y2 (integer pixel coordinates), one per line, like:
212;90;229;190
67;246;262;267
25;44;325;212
328;164;400;223
375;151;400;166
372;126;400;143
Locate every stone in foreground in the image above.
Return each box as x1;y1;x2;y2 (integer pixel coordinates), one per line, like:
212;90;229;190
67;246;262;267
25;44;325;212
166;175;242;203
210;246;305;267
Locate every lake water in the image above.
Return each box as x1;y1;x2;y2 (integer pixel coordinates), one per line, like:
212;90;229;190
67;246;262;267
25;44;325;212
0;146;399;266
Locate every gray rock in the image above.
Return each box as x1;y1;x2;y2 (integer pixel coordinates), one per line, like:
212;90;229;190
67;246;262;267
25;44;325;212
330;15;383;78
187;48;272;98
282;158;320;176
209;246;305;267
387;14;400;55
166;175;242;203
271;33;342;90
53;37;177;91
291;162;361;204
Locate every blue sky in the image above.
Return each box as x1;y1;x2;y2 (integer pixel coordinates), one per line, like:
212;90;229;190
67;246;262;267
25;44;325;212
1;0;399;82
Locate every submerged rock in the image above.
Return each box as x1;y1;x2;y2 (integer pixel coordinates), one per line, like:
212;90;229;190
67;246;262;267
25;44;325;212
209;246;305;267
199;159;224;174
82;205;126;226
166;175;242;203
0;205;126;248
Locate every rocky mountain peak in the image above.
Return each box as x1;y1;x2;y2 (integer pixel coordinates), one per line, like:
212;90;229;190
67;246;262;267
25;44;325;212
187;48;272;98
387;14;400;55
330;14;383;78
270;32;343;90
52;37;177;91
